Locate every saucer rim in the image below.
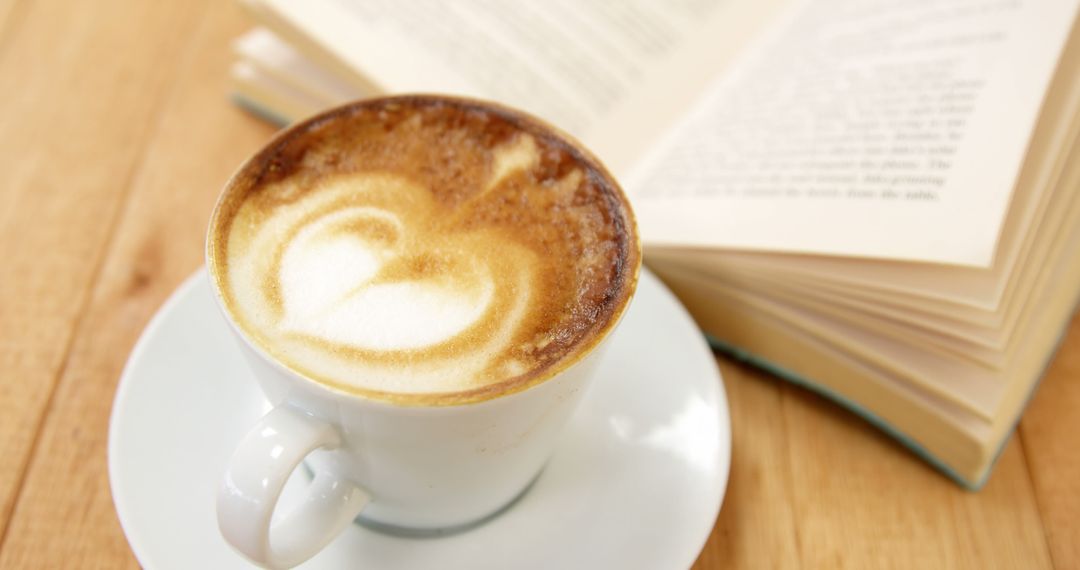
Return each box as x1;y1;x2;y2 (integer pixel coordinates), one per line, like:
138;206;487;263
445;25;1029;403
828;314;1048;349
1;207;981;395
109;271;209;567
108;268;731;569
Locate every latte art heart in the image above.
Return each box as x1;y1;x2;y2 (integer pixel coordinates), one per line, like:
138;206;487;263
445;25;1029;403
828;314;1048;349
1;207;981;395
276;206;497;351
277;207;395;329
208;97;639;401
225;173;538;394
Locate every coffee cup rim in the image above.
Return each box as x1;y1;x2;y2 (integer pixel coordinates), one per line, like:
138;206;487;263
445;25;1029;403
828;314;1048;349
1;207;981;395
205;94;642;408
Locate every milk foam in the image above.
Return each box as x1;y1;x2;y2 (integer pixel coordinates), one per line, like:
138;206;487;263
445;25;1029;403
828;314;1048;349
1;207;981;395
210;98;639;400
275;207;494;351
225;171;537;394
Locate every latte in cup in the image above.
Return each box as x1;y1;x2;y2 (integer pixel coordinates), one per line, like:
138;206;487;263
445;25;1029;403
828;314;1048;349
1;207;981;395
207;96;639;404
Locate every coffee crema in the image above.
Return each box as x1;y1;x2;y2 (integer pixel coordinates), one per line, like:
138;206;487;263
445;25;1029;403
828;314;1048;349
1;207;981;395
208;96;639;404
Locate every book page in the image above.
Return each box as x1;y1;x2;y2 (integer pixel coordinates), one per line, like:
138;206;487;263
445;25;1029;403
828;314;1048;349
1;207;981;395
250;0;791;174
630;0;1080;266
678;39;1080;311
234;29;362;106
231;61;326;123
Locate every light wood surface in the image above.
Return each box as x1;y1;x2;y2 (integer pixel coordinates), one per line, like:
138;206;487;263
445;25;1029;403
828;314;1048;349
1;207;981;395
0;1;1077;568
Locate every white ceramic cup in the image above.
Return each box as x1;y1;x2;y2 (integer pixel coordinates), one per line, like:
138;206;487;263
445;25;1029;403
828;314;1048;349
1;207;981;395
213;292;633;569
209;98;639;569
214;330;627;568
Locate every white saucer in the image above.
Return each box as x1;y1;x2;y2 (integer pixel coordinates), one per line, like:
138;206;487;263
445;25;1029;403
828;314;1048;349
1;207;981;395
109;268;730;569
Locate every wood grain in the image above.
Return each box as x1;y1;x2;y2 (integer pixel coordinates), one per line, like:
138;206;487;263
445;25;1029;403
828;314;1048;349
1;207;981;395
0;0;24;52
1021;317;1080;570
0;0;1078;567
0;0;206;544
0;2;274;566
782;385;1052;569
693;362;800;569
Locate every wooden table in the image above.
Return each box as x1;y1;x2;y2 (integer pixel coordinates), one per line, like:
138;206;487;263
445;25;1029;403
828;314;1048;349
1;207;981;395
0;1;1077;568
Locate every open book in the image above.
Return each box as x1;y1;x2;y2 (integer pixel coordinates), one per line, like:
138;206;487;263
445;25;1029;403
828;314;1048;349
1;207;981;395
230;0;1080;489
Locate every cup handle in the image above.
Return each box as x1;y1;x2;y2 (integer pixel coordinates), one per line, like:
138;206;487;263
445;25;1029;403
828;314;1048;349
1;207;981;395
217;405;370;569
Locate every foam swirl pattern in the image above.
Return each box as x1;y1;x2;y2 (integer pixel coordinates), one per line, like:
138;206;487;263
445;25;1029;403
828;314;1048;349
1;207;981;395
208;97;638;401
